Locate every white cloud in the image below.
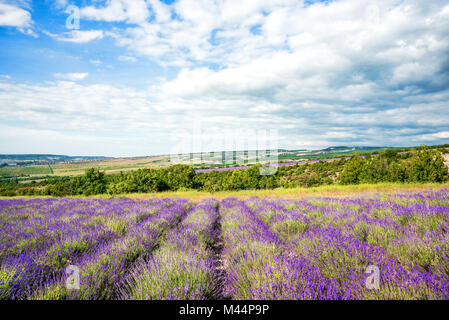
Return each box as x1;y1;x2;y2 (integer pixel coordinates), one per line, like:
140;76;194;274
441;4;449;16
82;0;447;89
80;0;150;24
53;0;68;9
0;3;30;27
53;73;89;81
118;55;137;62
391;62;435;84
1;0;449;155
147;0;171;23
0;2;34;35
0;75;448;156
417;131;449;140
57;30;104;43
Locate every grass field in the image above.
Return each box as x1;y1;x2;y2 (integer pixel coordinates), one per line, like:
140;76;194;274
0;156;173;179
0;146;413;179
107;182;449;201
5;182;449;201
0;165;53;177
49;156;172;176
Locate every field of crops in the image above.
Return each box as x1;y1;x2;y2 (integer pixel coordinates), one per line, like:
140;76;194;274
1;189;448;300
0;165;53;178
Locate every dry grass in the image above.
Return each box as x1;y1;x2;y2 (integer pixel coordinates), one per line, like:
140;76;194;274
3;182;449;202
11;156;174;178
93;182;449;201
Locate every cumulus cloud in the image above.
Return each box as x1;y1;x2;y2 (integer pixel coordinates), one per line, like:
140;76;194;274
417;131;449;140
0;2;34;35
80;0;150;24
77;0;449;101
53;73;89;81
1;0;449;155
0;75;448;156
0;2;30;27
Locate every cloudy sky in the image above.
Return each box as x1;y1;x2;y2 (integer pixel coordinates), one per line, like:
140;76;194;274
0;0;449;157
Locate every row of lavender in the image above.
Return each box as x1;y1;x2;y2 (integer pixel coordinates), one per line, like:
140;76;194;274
1;189;449;299
223;189;449;299
0;197;192;299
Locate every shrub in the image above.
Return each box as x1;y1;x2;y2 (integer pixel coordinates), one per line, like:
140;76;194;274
339;154;366;185
406;146;449;183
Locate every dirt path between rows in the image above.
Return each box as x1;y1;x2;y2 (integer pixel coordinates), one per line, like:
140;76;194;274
211;202;231;300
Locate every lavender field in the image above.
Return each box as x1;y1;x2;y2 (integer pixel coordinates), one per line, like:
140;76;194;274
1;189;448;300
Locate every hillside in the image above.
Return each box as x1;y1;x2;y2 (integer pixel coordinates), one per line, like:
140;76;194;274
0;144;446;180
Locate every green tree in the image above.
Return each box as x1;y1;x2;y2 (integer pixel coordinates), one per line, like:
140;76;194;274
339;154;366;185
73;168;107;196
164;165;196;190
383;149;399;162
359;156;390;183
406;145;448;182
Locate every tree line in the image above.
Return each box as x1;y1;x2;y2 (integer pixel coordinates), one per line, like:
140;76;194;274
0;146;447;197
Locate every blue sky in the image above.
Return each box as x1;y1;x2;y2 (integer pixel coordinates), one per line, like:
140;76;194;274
0;0;449;157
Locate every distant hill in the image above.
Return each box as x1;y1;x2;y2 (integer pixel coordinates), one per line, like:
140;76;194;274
0;147;389;164
0;154;113;163
0;154;113;160
1;144;447;179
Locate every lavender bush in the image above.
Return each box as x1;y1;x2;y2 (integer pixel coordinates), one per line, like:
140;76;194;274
1;189;448;300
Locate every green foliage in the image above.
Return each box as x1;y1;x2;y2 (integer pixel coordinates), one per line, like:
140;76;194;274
164;164;196;190
2;146;448;197
38;168;107;197
359;156;391;183
16;188;40;196
0;165;52;177
41;179;73;197
107;169;168;194
338;146;448;185
0;187;16;196
383;149;399;161
339;154;366;185
406;145;448;183
73;168;107;196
